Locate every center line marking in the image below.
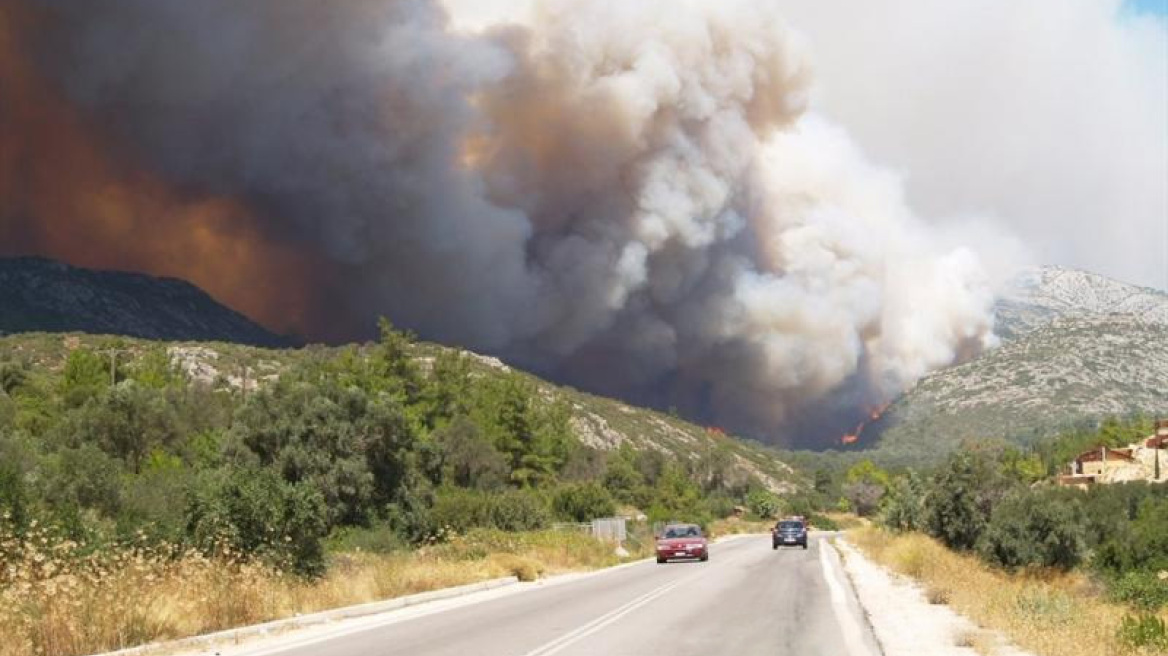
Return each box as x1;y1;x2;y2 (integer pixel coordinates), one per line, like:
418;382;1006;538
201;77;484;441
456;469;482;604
518;579;683;656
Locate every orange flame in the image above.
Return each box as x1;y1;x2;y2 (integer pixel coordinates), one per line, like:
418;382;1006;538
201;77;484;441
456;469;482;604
839;401;892;446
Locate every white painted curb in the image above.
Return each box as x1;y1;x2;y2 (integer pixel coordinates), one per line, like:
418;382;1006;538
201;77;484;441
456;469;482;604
91;576;519;656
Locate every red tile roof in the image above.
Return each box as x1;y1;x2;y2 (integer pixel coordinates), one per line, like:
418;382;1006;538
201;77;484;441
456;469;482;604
1145;435;1168;449
1075;447;1135;463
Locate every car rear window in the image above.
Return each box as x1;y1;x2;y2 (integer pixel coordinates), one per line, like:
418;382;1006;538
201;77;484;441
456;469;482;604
779;521;803;529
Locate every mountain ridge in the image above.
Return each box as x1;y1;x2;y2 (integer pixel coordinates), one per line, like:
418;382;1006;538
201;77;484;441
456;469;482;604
995;264;1168;339
0;256;290;347
866;265;1168;465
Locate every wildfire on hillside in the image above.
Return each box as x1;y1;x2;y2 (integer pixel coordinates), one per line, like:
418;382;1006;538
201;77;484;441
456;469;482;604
840;402;892;446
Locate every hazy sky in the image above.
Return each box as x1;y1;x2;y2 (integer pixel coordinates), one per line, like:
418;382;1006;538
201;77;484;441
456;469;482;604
773;0;1168;292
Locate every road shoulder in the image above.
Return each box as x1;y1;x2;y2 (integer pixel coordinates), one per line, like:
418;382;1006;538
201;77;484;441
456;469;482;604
836;537;1036;656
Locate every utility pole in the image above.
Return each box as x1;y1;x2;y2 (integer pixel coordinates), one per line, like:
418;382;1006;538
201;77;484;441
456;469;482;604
98;348;124;387
1156;419;1168;481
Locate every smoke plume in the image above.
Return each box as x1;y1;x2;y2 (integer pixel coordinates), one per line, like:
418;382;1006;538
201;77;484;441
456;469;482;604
773;0;1168;292
1;0;1027;444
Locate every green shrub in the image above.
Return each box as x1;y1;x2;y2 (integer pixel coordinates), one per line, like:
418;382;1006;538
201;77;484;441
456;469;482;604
430;487;493;533
1117;614;1168;651
43;444;125;517
61;348;113;407
326;522;405;554
552;482;616;522
745;489;781;519
781;492;822;519
924;451;1013;551
880;471;926;532
490;489;551;531
384;478;435;543
184;468;328;575
843;460;889;517
1129;497;1168;572
1090;488;1168;575
704;493;737;520
434;416;508;490
118;465;193;542
602;449;644;504
843;481;884;517
0;462;27;527
0;431;32;527
430;487;550;533
232;383;378;528
978;489;1086;571
1108;570;1168;611
0;360;27;396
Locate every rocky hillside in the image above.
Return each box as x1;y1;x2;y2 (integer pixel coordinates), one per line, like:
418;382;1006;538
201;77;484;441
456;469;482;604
3;331;802;494
995;265;1168;340
413;344;801;493
867;266;1168;465
0;257;288;347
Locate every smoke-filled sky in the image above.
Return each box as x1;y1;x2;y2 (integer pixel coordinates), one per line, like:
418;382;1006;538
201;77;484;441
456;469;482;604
1;0;1165;446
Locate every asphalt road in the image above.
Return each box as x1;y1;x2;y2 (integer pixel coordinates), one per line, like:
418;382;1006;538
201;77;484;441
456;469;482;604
228;534;881;656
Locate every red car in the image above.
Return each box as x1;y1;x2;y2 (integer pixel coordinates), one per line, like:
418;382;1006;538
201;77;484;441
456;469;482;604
655;524;709;563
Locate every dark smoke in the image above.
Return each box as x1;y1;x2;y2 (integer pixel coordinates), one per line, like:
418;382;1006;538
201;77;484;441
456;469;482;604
2;0;1004;446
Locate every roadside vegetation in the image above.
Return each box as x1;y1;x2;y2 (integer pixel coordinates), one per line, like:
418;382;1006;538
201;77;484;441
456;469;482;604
849;527;1165;656
836;419;1168;655
0;324;794;656
0;522;650;656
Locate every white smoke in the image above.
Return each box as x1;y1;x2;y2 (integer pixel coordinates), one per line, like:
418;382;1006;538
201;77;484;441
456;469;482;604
25;0;1018;443
770;0;1168;292
438;0;1004;436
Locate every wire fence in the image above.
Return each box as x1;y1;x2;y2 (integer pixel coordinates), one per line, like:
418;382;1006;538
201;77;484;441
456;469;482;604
551;522;592;534
591;517;627;543
551;518;628;544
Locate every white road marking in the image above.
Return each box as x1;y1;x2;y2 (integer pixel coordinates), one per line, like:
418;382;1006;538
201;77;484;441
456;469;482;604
518;578;686;656
819;538;878;656
518;539;757;656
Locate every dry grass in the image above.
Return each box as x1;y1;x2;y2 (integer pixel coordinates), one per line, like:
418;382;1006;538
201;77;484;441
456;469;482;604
0;524;648;656
849;526;1168;656
821;512;867;531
